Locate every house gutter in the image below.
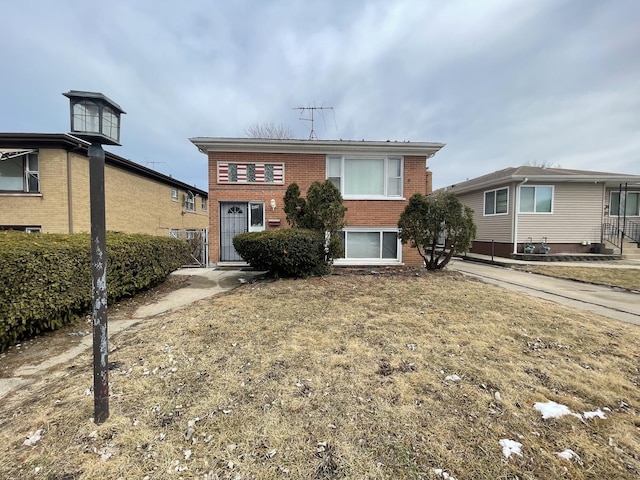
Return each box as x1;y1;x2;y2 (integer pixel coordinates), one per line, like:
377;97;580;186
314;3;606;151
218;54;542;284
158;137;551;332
67;151;74;233
513;177;528;254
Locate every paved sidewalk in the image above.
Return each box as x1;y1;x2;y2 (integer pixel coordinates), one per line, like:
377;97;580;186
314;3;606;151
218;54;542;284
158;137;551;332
0;268;264;400
448;258;640;326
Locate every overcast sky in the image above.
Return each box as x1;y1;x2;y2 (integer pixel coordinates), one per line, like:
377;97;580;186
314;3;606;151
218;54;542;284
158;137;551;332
2;0;639;190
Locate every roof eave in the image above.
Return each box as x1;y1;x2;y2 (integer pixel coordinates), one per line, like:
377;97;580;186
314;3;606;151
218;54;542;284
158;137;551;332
189;137;445;156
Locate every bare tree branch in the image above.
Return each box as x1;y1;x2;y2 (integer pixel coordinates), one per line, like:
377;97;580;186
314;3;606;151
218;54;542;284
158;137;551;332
245;122;294;139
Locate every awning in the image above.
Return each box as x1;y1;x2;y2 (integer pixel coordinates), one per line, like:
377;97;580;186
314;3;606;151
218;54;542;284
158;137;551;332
0;148;36;161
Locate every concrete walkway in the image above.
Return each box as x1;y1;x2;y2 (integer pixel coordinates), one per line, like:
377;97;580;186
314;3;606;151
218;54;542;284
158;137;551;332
0;268;264;400
448;257;640;326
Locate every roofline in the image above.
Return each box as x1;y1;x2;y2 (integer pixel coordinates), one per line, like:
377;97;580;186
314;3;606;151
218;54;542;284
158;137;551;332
0;133;207;197
447;173;640;194
189;137;445;156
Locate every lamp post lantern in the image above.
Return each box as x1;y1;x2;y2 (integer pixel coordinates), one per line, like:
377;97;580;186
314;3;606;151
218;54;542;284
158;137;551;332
63;90;125;424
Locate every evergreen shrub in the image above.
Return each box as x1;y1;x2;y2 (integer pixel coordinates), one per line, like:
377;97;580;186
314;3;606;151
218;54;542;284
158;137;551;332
233;228;329;278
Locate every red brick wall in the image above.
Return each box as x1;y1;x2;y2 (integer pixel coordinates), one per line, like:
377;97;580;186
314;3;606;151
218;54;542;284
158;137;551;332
208;152;428;266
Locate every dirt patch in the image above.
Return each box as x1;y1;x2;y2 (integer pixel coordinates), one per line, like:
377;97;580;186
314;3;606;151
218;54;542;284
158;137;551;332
0;275;190;377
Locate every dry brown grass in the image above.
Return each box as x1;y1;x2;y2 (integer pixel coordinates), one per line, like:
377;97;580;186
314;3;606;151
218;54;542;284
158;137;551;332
511;265;640;292
1;271;639;479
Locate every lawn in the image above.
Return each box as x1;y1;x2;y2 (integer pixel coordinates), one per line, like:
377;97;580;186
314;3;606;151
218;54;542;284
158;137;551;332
510;265;640;292
1;271;639;479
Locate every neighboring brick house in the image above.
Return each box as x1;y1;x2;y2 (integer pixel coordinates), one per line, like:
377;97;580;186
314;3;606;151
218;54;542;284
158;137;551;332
189;137;444;266
0;133;208;237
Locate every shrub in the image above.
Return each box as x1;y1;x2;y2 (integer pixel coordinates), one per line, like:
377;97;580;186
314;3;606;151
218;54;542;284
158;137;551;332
0;231;190;351
233;228;329;278
398;192;476;270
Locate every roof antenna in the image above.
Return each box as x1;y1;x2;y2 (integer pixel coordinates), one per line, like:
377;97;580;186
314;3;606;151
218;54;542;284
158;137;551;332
293;102;334;139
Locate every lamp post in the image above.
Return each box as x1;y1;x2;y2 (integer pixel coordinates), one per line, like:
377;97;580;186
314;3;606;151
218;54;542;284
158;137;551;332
63;90;125;424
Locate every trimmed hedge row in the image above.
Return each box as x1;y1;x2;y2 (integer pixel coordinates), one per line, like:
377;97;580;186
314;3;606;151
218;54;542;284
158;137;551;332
233;228;330;278
0;231;190;351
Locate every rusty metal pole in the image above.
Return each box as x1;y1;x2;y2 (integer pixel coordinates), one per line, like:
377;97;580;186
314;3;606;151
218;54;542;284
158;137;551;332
89;142;109;424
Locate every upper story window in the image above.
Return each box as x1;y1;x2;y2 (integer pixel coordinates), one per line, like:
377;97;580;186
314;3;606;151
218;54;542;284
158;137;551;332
171;188;178;201
327;155;403;199
0;150;39;193
484;187;508;215
519;185;553;213
184;191;195;212
610;191;640;217
218;162;284;184
201;197;207;211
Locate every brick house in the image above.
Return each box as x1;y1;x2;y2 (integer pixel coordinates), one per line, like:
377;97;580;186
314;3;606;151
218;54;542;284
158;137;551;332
0;133;208;238
189;138;444;266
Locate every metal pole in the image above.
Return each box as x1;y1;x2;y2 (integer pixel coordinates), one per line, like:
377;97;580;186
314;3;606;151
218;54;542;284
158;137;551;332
89;142;109;424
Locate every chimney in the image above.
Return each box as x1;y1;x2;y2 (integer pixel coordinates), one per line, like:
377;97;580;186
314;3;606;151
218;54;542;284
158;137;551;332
425;167;433;194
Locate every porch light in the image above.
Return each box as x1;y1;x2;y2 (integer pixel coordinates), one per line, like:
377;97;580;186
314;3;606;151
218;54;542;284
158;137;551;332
63;90;125;145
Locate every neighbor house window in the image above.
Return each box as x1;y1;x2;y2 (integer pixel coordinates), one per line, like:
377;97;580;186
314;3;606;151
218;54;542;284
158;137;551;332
484;187;508;215
610;191;640;217
519;186;553;213
336;229;400;262
201;197;207;210
327;155;403;198
218;162;284;184
0;150;39;192
184;192;195;212
171;188;178;201
169;229;179;238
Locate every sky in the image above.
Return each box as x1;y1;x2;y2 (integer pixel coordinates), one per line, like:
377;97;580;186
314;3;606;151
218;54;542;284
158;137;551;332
2;0;639;190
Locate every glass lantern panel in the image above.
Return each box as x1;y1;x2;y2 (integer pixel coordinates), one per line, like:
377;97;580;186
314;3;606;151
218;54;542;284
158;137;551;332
73;101;100;133
101;106;119;141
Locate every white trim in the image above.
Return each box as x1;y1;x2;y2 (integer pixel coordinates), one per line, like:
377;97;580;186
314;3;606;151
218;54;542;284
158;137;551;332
483;186;509;216
191;137;444;156
337;227;402;264
518;185;554;214
327;155;404;199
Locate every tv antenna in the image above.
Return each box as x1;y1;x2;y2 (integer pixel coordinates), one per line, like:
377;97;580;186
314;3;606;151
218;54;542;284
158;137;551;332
293;103;335;139
143;161;166;169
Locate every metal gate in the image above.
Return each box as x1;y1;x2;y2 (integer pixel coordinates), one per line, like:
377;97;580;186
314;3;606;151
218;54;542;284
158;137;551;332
171;229;209;267
220;202;247;262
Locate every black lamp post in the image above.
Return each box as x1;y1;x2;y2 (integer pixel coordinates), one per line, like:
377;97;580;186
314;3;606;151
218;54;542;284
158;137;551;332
63;90;125;424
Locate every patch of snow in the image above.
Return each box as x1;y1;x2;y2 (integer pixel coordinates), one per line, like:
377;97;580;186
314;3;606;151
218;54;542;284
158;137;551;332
444;374;461;382
499;439;523;459
556;449;580;461
583;409;606;419
433;468;458;480
24;429;43;446
534;401;575;419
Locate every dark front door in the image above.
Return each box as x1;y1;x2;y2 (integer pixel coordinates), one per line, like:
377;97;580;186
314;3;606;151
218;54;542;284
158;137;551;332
220;202;247;262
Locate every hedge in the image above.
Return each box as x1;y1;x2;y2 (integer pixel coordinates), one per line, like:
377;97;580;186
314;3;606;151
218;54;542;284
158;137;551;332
233;228;330;278
0;231;190;351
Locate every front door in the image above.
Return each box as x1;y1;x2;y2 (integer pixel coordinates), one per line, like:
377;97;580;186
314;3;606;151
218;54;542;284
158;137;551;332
219;202;265;262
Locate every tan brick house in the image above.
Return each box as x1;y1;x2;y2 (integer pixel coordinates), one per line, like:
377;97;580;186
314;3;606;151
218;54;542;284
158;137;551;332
190;137;444;266
0;133;208;237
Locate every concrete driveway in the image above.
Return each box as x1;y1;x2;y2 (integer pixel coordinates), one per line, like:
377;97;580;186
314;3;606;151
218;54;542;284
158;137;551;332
448;258;640;326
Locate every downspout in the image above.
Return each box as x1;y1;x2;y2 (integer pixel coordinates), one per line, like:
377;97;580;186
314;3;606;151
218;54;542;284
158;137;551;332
67;151;74;233
512;178;528;254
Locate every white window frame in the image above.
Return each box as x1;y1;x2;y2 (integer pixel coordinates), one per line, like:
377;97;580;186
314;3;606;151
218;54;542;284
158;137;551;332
0;150;39;193
169;229;179;238
184;191;195;212
248;202;265;232
609;191;640;217
333;227;402;265
201;197;207;211
483;187;509;216
326;155;404;200
171;188;178;201
519;185;554;214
